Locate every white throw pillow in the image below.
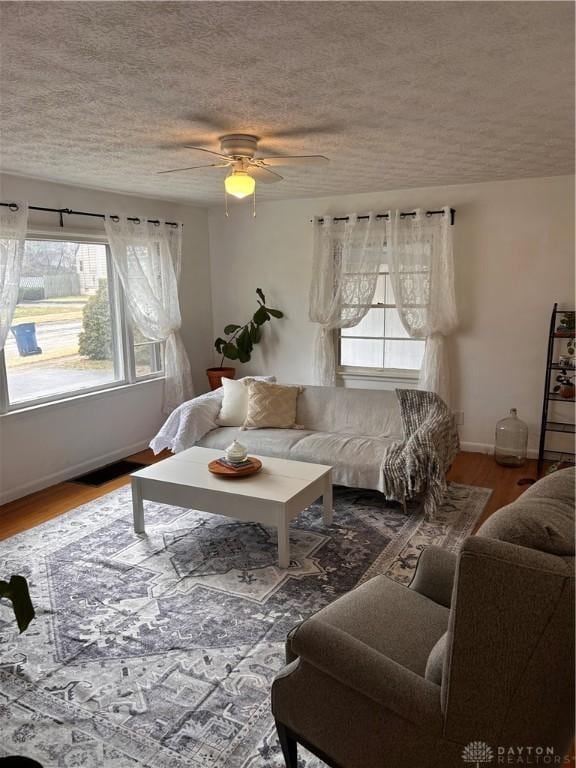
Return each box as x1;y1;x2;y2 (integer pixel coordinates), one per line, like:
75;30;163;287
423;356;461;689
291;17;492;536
217;376;275;427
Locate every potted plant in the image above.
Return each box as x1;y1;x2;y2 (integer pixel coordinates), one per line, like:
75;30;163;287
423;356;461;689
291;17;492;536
555;312;575;339
207;288;284;390
553;371;575;399
556;313;575;368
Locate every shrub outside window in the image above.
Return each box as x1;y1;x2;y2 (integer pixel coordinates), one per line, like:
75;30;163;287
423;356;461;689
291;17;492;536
0;237;163;412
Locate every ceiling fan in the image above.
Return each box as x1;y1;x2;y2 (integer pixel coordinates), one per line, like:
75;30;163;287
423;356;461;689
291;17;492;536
158;133;329;200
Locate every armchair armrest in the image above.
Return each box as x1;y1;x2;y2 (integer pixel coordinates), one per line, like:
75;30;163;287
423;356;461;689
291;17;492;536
290;618;442;729
442;536;574;744
409;546;457;608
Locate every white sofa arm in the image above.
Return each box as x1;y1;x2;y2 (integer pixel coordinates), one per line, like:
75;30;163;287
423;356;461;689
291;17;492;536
150;388;223;454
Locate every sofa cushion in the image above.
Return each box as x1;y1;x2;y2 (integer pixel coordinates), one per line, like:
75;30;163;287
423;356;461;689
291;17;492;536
198;426;314;458
289;432;399;490
478;468;575;555
243;380;302;429
198;427;400;491
296;386;404;438
425;632;447;685
290;574;449;677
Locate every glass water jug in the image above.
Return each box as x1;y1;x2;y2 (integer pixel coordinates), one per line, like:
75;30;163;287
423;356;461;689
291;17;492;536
495;408;528;467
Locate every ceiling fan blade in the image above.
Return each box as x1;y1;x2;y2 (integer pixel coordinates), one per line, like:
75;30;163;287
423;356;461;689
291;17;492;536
247;165;283;183
258;155;329;167
183;113;234;132
183;145;231;161
265;123;341;139
157;163;229;175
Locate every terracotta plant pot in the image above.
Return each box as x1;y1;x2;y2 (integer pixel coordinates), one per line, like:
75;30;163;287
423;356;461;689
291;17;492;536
206;367;236;391
559;383;575;399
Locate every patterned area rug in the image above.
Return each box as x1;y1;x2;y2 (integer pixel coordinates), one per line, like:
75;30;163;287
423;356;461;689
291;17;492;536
0;482;491;767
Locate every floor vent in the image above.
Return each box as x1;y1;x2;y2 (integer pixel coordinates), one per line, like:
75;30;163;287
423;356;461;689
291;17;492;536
71;460;146;487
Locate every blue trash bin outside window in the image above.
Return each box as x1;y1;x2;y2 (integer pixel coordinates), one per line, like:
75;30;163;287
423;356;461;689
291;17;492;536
10;323;42;357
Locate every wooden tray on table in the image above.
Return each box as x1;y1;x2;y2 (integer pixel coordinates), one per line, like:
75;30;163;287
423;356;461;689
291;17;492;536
208;457;262;477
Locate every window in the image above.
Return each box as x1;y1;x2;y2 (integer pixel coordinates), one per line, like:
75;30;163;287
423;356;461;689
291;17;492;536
132;325;163;378
1;237;163;412
338;267;425;375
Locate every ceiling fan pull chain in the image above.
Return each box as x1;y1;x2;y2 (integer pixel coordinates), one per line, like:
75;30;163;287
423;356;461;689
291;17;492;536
253;188;256;218
225;189;229;217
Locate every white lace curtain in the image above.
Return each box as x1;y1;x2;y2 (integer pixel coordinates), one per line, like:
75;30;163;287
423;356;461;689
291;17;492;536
309;213;384;385
386;207;457;403
308;208;457;403
0;203;29;350
104;216;193;413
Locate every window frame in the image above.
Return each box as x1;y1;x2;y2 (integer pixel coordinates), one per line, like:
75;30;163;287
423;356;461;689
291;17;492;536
336;266;423;380
0;232;164;415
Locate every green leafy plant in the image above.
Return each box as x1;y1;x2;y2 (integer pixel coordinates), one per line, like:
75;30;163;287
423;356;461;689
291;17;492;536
78;279;112;360
0;575;35;633
556;313;575;333
214;288;283;366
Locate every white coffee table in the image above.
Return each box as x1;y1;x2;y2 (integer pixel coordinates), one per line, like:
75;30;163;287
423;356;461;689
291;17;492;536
130;446;333;568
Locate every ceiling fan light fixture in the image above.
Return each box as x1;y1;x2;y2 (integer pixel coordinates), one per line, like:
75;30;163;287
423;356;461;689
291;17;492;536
224;170;255;199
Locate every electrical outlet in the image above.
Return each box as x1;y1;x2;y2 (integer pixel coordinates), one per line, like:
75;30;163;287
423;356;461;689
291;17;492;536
454;411;464;426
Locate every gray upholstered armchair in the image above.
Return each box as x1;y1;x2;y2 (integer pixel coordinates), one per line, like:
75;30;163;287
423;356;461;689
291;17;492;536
271;468;575;768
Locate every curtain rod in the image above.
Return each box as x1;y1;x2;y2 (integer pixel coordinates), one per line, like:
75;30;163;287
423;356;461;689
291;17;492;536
0;202;181;229
313;208;456;226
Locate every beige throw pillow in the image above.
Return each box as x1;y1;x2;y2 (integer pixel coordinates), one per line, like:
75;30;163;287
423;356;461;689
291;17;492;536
242;380;302;430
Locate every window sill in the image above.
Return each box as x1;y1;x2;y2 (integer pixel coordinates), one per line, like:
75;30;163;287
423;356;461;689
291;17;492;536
0;376;164;418
337;368;419;385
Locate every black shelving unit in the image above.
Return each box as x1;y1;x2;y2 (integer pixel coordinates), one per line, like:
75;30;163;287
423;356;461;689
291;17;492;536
537;304;575;474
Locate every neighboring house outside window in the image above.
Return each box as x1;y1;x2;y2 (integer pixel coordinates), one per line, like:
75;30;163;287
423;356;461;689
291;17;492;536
0;237;163;412
337;263;425;378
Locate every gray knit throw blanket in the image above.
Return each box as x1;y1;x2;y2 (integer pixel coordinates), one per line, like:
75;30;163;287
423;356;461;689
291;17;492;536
382;389;460;518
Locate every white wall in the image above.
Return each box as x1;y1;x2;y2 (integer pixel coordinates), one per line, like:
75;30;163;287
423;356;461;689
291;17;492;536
2;173;573;502
208;175;575;454
0;174;213;503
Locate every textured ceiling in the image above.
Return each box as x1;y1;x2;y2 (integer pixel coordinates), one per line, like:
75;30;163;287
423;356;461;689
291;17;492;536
0;1;573;205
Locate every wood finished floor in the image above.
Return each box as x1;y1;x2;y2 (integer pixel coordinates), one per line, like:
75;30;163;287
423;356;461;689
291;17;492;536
1;450;573;766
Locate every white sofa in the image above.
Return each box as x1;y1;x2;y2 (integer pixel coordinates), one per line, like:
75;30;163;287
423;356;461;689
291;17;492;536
199;386;404;492
151;384;459;515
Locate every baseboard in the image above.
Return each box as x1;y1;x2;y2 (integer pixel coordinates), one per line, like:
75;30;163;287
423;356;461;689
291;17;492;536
460;441;539;459
0;440;151;505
